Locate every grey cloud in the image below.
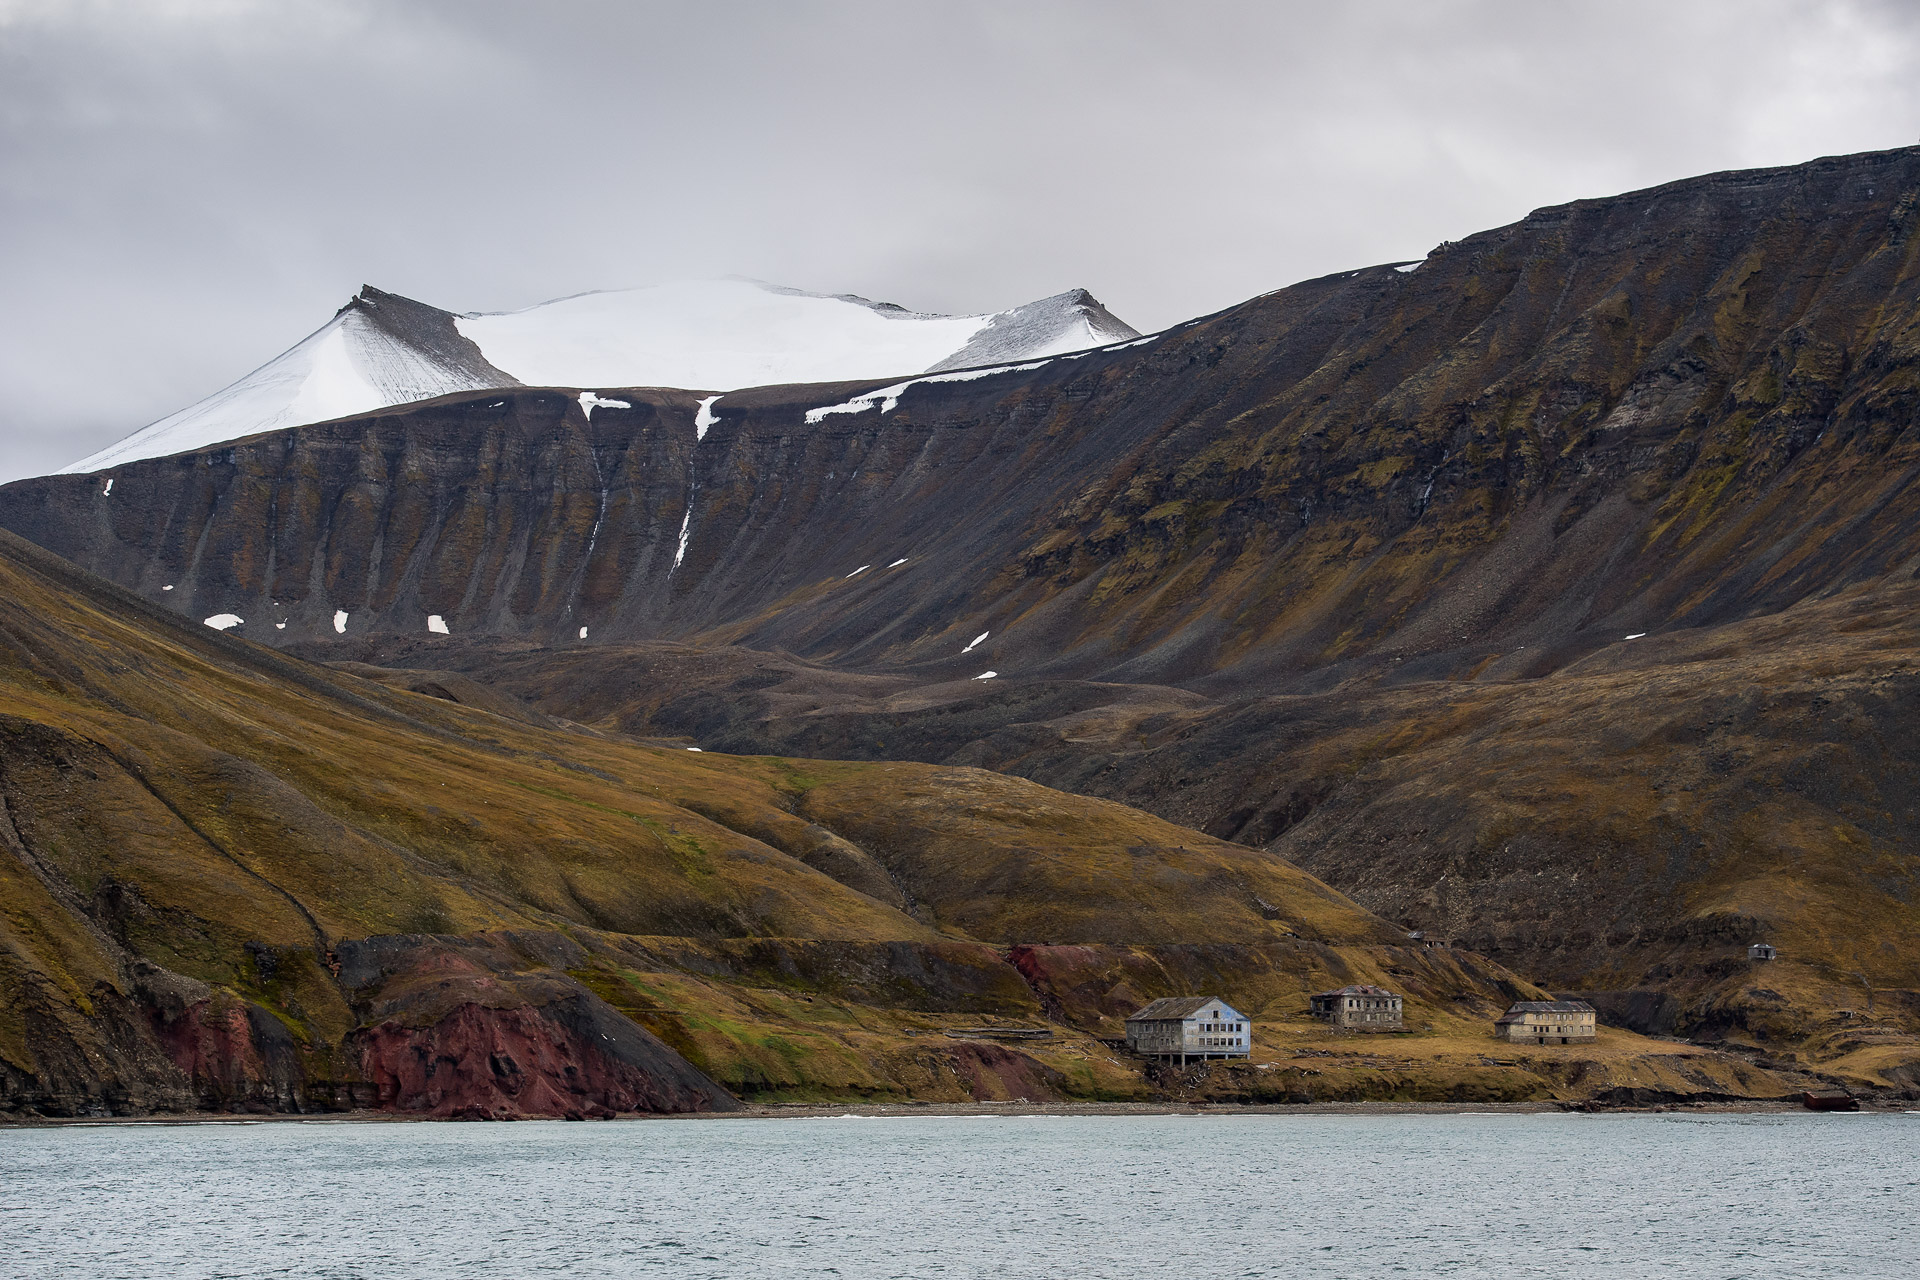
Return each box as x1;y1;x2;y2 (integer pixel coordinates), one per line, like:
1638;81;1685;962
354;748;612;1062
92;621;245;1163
3;0;1917;481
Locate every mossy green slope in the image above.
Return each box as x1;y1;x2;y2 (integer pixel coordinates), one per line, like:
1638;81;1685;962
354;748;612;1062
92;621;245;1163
9;527;1642;1115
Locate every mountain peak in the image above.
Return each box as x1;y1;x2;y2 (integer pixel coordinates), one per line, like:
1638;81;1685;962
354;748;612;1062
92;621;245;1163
927;288;1138;373
60;279;1141;474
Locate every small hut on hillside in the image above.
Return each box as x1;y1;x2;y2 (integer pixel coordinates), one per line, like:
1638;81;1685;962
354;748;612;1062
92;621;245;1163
1748;942;1777;961
1124;996;1251;1064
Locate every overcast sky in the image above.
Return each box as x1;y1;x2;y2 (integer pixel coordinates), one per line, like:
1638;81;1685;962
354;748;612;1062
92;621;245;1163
2;0;1917;482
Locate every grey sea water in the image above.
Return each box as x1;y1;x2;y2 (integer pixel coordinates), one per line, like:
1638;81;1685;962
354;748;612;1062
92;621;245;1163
1;1111;1913;1279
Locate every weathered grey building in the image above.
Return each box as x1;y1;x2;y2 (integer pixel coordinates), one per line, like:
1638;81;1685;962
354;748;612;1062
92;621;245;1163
1749;942;1777;961
1309;985;1404;1030
1125;996;1251;1063
1495;1000;1597;1044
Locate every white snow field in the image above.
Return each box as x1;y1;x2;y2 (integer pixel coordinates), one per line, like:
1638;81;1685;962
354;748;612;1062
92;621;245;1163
67;302;501;474
458;280;990;391
61;280;1137;475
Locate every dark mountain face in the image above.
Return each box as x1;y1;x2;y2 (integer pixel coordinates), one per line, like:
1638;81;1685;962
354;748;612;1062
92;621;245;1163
5;145;1920;1092
8;145;1920;691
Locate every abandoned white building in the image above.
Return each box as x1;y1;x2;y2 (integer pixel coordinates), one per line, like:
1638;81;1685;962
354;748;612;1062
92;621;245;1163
1495;1000;1597;1044
1749;942;1777;961
1309;985;1404;1030
1124;996;1251;1063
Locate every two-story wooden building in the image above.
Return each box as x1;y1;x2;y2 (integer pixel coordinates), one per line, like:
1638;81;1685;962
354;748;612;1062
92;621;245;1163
1124;996;1251;1064
1309;984;1404;1030
1495;1000;1597;1044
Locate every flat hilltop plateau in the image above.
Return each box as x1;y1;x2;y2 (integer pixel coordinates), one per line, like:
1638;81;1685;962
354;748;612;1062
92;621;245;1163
4;144;1920;1113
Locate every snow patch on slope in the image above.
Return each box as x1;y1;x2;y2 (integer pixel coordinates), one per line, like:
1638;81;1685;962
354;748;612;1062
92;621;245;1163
805;361;1049;424
672;507;693;571
577;392;631;419
694;395;721;440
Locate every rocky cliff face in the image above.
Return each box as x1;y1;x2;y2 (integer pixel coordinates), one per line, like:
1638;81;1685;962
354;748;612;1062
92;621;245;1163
7;146;1920;692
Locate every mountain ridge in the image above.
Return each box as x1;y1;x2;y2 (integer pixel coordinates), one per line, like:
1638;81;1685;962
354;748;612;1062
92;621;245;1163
59;279;1140;475
15;144;1920;690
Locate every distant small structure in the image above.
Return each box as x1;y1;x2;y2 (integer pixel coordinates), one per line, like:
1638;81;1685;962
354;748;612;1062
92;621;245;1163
1495;1000;1596;1044
1801;1089;1858;1112
1748;942;1778;961
1125;996;1251;1064
1310;984;1404;1030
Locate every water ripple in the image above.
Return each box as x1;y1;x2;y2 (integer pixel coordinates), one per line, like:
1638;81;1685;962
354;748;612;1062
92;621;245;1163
0;1113;1913;1278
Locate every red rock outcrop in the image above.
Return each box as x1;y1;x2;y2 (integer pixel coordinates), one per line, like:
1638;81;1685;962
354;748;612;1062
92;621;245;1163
356;996;736;1119
938;1040;1069;1102
339;934;740;1118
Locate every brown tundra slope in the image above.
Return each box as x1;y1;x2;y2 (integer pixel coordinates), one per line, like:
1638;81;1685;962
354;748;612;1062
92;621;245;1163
4;145;1920;1094
6;527;1767;1119
322;593;1920;1097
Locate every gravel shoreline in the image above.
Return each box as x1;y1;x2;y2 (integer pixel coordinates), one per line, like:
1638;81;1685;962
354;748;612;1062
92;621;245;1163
7;1098;1883;1127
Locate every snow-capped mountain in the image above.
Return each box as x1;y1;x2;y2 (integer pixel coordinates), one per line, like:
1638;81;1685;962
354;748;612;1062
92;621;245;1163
61;280;1138;474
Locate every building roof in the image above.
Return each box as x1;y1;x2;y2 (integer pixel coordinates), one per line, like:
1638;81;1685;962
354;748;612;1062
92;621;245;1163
1317;985;1399;998
1126;996;1221;1022
1496;1000;1595;1024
